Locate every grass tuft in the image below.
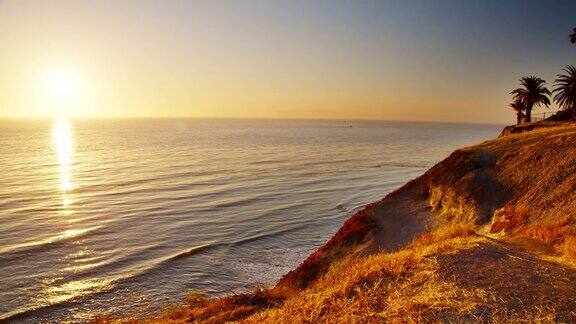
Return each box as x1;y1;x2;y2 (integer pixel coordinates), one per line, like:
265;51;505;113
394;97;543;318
561;235;576;260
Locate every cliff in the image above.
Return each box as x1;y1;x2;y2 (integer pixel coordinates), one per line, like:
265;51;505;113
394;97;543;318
106;123;576;323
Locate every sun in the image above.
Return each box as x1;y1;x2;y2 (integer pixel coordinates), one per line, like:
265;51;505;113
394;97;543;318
43;67;81;99
39;66;89;117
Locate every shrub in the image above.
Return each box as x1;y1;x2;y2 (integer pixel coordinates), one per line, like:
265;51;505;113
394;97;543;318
516;219;571;245
490;207;527;233
562;236;576;260
186;290;208;308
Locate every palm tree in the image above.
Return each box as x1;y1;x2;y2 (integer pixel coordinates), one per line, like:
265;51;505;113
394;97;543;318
510;76;551;122
509;99;526;125
570;27;576;44
553;65;576;116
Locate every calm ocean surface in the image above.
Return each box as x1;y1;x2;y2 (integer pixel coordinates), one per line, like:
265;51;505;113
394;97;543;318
0;119;500;322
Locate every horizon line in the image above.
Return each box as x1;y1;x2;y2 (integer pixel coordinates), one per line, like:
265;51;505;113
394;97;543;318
0;116;507;126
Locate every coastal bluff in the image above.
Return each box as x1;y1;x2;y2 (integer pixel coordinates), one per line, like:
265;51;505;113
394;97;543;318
499;120;576;137
106;123;576;323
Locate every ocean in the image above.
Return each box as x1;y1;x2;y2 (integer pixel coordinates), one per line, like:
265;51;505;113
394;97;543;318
0;118;500;322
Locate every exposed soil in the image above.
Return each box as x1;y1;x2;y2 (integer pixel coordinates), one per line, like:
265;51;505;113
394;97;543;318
370;186;435;252
437;239;576;321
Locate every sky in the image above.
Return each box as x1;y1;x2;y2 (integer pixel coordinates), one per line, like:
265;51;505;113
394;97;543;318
0;0;574;123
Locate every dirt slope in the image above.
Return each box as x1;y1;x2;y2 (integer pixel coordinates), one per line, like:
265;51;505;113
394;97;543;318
437;239;576;321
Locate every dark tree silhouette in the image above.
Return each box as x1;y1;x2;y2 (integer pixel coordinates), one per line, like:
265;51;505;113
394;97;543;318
510;76;551;122
570;27;576;44
509;98;526;125
553;66;576;116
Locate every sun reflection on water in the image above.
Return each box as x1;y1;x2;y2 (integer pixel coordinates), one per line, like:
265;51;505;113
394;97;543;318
41;277;115;308
52;118;75;206
47;119;111;315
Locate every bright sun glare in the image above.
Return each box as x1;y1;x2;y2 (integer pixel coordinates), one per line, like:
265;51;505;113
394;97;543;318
52;118;74;193
40;67;87;118
43;68;81;98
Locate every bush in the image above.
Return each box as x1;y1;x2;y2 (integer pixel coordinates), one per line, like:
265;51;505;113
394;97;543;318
562;236;576;260
186;290;208;308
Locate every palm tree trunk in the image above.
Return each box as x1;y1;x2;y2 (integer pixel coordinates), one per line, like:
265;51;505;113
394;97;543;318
526;105;533;123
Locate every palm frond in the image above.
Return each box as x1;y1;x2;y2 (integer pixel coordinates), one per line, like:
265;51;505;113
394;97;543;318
509;99;525;112
510;76;551;108
553;65;576;111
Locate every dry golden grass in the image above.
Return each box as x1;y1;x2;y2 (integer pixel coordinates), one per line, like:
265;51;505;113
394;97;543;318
562;235;576;260
457;125;576;260
110;224;483;323
106;220;576;323
244;222;576;324
487;126;576;235
490;206;527;233
515;218;574;245
244;224;484;323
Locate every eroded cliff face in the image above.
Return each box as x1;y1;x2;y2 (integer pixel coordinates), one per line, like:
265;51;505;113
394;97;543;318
280;123;576;291
487;125;576;239
423;148;509;225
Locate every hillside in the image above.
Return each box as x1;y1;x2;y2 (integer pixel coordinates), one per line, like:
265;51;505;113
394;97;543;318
104;123;576;323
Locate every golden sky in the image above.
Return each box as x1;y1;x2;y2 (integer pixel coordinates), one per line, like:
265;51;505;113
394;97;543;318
0;1;574;123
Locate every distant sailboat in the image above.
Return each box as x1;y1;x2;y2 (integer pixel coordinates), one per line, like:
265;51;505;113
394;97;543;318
349;120;353;128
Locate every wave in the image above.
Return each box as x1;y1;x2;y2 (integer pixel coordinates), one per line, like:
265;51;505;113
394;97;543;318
0;276;117;322
0;226;103;261
127;225;308;275
2;223;309;320
162;243;216;262
249;158;287;165
0;242;216;322
229;224;307;247
1;216;311;321
70;169;220;196
372;162;428;168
